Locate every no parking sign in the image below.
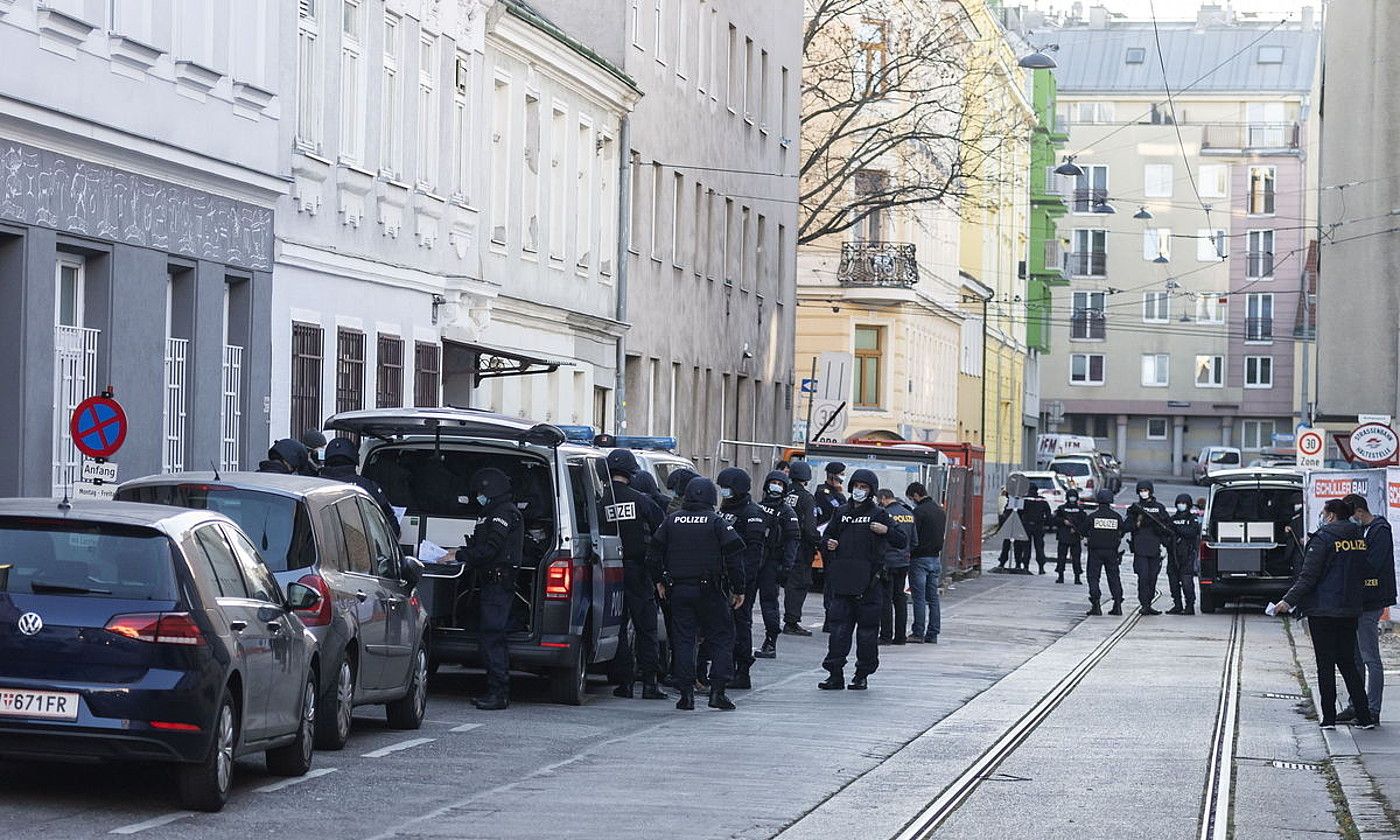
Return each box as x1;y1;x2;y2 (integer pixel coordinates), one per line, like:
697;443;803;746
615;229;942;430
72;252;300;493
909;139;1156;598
70;394;127;460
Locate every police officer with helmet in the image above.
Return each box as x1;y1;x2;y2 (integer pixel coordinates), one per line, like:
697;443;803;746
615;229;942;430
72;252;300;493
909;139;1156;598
1126;479;1172;616
1079;488;1127;617
647;478;747;711
603;449;668;700
754;470;799;659
1166;493;1201;615
1052;489;1087;585
717;467;771;689
782;460;821;637
455;467;523;710
319;437;401;537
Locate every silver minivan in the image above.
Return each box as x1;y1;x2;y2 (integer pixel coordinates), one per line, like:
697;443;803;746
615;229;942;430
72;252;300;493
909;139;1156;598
1193;446;1243;485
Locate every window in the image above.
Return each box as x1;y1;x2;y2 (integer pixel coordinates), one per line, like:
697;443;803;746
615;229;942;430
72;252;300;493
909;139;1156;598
1142;292;1170;323
336;328;366;417
1247;166;1276;215
854;18;889;95
780;65;791;144
549;106;568;260
576;121;594;268
672;172;685;266
1245;356;1274;388
1072;165;1108;213
692;181;704;271
1074;102;1114;124
1125;47;1146;64
676;1;688;78
335;499;373;575
338;0;365;164
743;37;754;117
417;34;439;187
522;93;541;252
1246;293;1274;342
290;323;323;438
1246;229;1274;278
759;50;769;128
630;0;640;46
1144;164;1173;198
1242;419;1277;450
358;495;400;577
1199;164;1228;198
1246;102;1286;147
489;77;510;244
1069;229;1106;276
1197;228;1229;261
854;326;883;407
1195;355;1224;387
1070;353;1105;385
650;163;663;261
57;257;84;327
654;0;665;63
739;206;751;286
376;334;403;407
726;24;738;109
756;214;768;294
1071;290;1105;339
1146;418;1168;439
223;525;282;603
1068;414;1111;437
696;1;709;91
722;197;734;282
777;223;789;298
1196;294;1226;324
853;170;887;242
414;342;439;407
1143;228;1171;262
190;525;250;599
296;0;323;152
1257;45;1284;64
451;52;470;197
598;134;617;276
1140;353;1169;387
381;13;402;177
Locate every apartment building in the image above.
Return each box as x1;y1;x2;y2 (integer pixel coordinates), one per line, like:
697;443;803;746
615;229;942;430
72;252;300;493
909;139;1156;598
1041;6;1319;475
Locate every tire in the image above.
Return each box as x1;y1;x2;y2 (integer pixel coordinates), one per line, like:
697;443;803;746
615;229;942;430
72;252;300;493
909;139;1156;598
315;651;355;750
176;689;236;813
266;671;317;777
386;644;429;730
550;638;589;706
1199;590;1219;614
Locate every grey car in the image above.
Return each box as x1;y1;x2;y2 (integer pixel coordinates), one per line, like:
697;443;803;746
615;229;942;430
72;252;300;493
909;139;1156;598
117;473;428;750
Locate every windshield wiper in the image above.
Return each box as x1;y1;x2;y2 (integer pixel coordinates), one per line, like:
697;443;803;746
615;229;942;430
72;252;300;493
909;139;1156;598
30;582;113;595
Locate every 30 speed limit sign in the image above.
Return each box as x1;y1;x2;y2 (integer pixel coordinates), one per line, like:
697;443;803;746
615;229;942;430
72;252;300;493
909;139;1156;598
1297;428;1324;468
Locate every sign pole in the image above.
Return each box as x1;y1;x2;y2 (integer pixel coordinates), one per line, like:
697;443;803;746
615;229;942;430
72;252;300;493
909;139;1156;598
803;357;816;446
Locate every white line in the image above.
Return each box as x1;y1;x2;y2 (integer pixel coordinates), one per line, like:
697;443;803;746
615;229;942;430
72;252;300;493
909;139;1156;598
255;767;338;793
449;723;483;733
361;737;435;758
110;813;191;835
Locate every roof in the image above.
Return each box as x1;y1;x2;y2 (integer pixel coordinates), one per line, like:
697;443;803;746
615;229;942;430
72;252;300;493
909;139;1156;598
1051;23;1319;94
0;498;218;530
119;471;353;498
503;0;640;94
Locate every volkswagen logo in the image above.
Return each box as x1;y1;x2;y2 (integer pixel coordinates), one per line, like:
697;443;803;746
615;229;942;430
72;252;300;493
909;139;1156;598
16;612;43;636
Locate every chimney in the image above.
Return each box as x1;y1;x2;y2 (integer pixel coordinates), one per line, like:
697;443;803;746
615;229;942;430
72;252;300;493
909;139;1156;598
1088;4;1107;29
1196;4;1229;28
1070;2;1084;23
1301;5;1315;30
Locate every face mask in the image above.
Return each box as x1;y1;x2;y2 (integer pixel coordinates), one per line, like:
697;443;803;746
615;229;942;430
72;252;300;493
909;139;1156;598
851;488;869;503
1139;491;1151;500
1177;503;1188;512
767;483;785;496
720;487;733;499
476;494;490;507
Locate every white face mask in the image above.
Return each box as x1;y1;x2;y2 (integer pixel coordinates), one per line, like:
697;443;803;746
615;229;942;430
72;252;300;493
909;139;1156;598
476;494;490;507
1176;503;1188;512
851;488;869;503
767;483;785;496
719;487;733;499
1139;490;1151;500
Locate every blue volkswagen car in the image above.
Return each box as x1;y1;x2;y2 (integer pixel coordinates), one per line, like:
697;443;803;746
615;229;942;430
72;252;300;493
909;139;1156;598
0;499;322;811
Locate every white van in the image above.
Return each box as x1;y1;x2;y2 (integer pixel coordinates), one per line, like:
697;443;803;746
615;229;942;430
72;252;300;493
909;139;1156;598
1192;446;1243;485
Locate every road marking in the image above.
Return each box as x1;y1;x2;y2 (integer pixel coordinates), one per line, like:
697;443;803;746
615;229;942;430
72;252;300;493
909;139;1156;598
450;723;483;733
255;767;338;793
1199;612;1246;840
361;737;435;758
110;813;191;834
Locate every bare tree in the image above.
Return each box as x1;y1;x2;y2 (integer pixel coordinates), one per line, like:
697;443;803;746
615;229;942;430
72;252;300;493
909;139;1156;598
800;0;1029;245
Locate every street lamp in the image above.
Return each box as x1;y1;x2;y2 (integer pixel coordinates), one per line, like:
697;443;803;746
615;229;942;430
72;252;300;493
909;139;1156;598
1054;156;1083;177
1019;44;1059;69
1093;201;1117;215
1133;206;1154;220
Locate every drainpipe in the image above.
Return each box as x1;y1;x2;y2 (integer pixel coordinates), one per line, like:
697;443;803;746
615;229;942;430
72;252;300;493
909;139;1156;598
613;117;632;435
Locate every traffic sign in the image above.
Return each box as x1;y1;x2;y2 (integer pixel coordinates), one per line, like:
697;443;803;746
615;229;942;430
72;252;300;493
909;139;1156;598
69;395;127;460
800;379;818;394
810;399;848;443
81;461;119;483
1350;422;1398;465
1297;428;1324;469
73;481;117;501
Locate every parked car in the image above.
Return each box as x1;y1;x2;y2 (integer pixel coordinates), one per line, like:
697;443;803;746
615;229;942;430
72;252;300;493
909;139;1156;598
1197;467;1304;613
1192;446;1242;484
1010;470;1072;509
1094;452;1123;494
325;408;631;705
1048;454;1104;495
0;499;321;811
117;473;428;750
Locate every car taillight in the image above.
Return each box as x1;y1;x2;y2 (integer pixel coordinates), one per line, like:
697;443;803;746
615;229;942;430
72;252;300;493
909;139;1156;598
149;720;201;732
296;573;334;626
544;556;572;600
105;612;205;646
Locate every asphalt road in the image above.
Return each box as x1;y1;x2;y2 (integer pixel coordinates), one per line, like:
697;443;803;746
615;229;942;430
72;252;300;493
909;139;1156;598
0;541;1366;840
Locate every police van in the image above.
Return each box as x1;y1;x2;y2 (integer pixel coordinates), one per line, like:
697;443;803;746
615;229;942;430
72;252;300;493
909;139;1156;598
560;427;698;492
1197;466;1304;613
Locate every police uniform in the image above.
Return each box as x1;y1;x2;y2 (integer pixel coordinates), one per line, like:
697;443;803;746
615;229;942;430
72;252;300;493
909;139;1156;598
1053;493;1087;584
821;469;906;689
782;460;821;636
717;468;771;689
1020;494;1053;573
1166;493;1201;614
604;450;667;699
754;470;799;659
813;464;847;631
455;468;523;710
1079;490;1126;616
1126;479;1172;615
878;496;917;644
647;478;746;711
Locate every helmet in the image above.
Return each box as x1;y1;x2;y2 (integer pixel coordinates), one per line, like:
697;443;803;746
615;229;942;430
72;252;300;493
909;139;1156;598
1175;492;1194;506
301;429;328;450
1135;479;1154;494
1095;488;1114;505
470;468;512;500
323;437;358;466
632;470;661;495
666;467;699;494
269;438;310;470
605;448;639;477
716;467;752;497
763;470;790;496
1065;488;1079;501
684;477;718;509
825;461;847;476
849;468;880;494
787;460;812;484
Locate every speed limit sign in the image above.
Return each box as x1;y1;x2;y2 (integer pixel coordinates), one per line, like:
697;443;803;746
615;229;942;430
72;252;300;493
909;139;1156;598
1297;428;1324;468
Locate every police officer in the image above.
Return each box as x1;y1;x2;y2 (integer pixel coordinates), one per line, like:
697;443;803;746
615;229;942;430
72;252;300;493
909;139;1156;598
603;450;668;700
813;462;847;526
782;460;821;637
717;468;770;689
1053;489;1087;585
631;469;671;512
455;468;522;710
319;438;401;537
1339;494;1395;725
1126;479;1172;616
754;470;799;660
301;429;328;473
1166;493;1201;615
820;469;906;690
1079;488;1126;616
877;489;916;645
648;478;747;711
665;468;700;514
1020;489;1053;574
257;438;313;475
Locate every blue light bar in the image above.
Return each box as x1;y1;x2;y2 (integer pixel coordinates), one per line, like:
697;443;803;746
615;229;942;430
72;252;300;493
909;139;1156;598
614;435;678;452
558;425;597;444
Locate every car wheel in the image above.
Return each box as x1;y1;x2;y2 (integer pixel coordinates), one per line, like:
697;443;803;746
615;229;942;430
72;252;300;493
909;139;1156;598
1199;591;1219;614
267;671;317;776
386;644;428;730
550;637;589;706
176;689;237;813
315;652;355;750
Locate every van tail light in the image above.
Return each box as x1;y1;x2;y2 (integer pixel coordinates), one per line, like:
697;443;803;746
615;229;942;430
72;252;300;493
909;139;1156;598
544;554;573;600
149;720;201;732
1198;541;1215;581
296;573;334;626
105;612;206;646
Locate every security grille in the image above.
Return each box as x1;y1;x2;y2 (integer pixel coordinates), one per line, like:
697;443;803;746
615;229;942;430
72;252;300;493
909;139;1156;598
377;334;404;408
162;337;188;473
414;341;440;407
290;323;324;438
221;344;243;471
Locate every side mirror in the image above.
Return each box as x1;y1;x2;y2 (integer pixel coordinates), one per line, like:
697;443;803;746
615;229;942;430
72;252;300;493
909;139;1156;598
400;555;425;588
286;581;323;612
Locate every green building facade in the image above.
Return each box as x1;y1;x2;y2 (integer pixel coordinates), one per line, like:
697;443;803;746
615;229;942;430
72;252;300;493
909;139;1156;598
1026;67;1068;353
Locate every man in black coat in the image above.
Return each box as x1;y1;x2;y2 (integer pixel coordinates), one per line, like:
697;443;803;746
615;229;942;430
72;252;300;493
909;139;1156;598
455;468;523;710
877;489;917;645
1126;479;1172;615
1020;490;1053;574
1339;494;1396;725
257;438;314;476
717;467;771;689
782;460;821;637
1052;489;1087;585
319;438;401;537
1080;488;1127;616
819;469;906;691
906;482;946;644
754;470;799;659
603;449;667;700
1166;493;1201;615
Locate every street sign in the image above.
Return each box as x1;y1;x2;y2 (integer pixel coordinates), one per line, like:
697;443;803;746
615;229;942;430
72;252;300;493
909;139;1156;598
1350;422;1399;465
80;461;119;483
1359;414;1393;427
815;351;852;402
799;379;817;394
69;395;127;460
1297;428;1324;469
810;399;848;443
73;481;117;501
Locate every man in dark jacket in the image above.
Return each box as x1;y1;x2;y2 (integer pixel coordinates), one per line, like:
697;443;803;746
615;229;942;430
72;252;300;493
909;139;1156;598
455;468;523;710
716;468;770;689
754;470;799;659
603;449;668;700
813;462;847;526
906;482;946;643
1020;490;1053;574
1126;479;1172;615
319;438;401;538
820;469;907;690
257;438;313;475
782;460;821;637
1339;494;1396;725
631;469;671;512
648;478;747;711
877;489;917;645
1166;492;1201;615
1273;498;1375;730
1080;489;1127;616
1053;489;1087;585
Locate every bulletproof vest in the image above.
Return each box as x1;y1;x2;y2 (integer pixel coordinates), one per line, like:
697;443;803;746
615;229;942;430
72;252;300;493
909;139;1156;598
476;499;524;570
757;497;788;559
1086;509;1124;553
825;502;891;595
660;510;732;580
1056;504;1085;537
719;498;769;573
1130;499;1170;555
607;480;653;560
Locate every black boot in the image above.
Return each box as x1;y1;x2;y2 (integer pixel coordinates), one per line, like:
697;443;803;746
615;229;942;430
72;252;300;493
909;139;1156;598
1074;576;1082;585
783;621;812;637
473;693;509;711
849;673;868;691
1056;573;1065;583
1184;604;1195;615
818;672;845;690
641;679;669;700
1108;600;1123;616
730;667;752;690
1165;604;1184;615
675;686;695;711
613;681;634;699
1140;605;1161;616
754;632;777;659
1038;564;1046;575
708;682;736;710
1086;600;1102;616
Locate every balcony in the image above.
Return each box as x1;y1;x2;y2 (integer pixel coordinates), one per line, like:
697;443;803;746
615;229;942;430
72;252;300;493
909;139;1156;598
1066;250;1107;277
1245;316;1274;343
1201;122;1301;153
1070;312;1106;340
837;242;919;288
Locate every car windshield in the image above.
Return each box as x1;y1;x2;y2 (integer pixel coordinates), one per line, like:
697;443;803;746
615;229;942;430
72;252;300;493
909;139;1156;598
0;520;177;600
1027;477;1058;493
1050;461;1090;477
118;485;315;572
1210;451;1241;465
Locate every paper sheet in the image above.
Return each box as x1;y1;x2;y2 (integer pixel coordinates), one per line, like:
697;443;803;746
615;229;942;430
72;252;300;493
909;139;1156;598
418;539;450;565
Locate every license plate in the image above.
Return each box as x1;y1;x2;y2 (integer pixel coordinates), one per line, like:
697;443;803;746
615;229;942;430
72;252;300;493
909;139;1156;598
0;688;80;721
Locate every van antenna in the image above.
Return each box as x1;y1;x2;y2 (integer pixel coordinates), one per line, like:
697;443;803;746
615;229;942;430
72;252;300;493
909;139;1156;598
210;460;222;482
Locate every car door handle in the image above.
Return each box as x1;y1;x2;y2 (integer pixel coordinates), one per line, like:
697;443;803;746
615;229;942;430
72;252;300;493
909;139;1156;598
230;620;248;633
266;622;284;634
355;590;369;602
386;596;404;608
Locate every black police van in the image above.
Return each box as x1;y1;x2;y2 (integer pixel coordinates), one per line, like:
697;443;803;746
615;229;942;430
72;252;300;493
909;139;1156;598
324;408;628;704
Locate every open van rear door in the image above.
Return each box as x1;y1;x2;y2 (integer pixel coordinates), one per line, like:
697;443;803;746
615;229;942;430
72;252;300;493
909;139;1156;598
326;408;566;448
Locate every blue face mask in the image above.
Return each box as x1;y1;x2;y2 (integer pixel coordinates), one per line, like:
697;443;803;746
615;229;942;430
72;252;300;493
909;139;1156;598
477;494;490;507
719;487;733;499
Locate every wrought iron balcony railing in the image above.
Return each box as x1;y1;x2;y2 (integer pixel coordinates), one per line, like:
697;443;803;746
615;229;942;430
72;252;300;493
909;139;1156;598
837;242;919;288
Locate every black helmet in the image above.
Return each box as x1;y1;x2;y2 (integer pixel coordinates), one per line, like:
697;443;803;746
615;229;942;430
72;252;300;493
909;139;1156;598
323;437;358;466
1065;488;1080;501
1136;479;1154;494
632;470;661;495
1095;488;1114;505
788;460;812;484
269;438;310;469
666;467;699;494
470;467;512;500
763;470;790;497
605;448;639;477
301;429;328;450
716;467;751;497
684;477;719;509
1175;492;1194;506
849;468;880;494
